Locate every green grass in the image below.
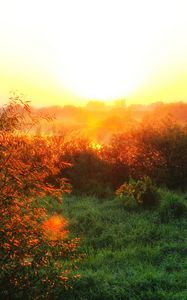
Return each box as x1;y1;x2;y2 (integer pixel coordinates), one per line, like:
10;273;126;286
45;190;187;299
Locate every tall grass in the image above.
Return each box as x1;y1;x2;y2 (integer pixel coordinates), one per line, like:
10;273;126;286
44;189;187;299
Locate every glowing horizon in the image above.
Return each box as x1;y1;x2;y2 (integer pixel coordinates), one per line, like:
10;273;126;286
0;0;187;106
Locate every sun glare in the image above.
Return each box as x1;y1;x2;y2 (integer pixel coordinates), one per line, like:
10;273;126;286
0;0;187;105
42;215;68;240
90;141;102;151
56;53;144;101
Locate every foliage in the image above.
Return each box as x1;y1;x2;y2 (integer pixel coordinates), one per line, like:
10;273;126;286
56;117;187;195
0;96;81;299
116;177;160;208
103;119;187;191
28;113;187;197
60;139;114;198
139;119;187;189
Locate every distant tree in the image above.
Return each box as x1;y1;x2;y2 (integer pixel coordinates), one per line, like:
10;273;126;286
86;100;106;111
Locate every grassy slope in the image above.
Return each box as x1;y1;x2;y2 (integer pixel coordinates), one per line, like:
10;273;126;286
47;190;187;300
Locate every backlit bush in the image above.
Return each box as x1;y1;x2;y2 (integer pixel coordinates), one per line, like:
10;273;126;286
0;96;81;299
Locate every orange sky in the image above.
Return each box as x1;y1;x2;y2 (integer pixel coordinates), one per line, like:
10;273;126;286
0;0;187;106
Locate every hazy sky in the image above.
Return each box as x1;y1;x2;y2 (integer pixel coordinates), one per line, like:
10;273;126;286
0;0;187;106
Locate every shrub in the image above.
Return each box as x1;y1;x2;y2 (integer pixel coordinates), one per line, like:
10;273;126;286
0;96;81;299
116;176;159;209
61;142;114;198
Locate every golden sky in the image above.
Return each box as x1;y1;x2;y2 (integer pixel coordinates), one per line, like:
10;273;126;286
0;0;187;106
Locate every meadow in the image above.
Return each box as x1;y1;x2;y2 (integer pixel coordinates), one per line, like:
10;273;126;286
1;96;187;299
48;190;187;300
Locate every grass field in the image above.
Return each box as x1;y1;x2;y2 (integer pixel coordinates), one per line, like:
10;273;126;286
44;189;187;300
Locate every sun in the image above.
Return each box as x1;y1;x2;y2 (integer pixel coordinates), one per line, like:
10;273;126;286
53;1;150;102
55;39;146;102
58;56;142;101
